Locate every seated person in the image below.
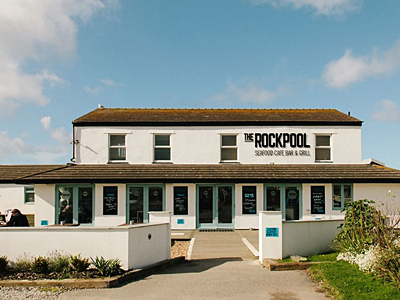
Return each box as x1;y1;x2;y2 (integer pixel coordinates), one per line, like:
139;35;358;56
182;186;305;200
4;209;29;227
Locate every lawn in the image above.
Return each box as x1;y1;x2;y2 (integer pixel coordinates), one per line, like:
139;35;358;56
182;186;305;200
309;261;400;300
278;252;338;263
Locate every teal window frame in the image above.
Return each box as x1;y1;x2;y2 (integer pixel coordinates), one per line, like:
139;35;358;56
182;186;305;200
264;183;302;221
332;183;353;211
24;186;35;204
196;183;235;229
55;184;95;225
126;184;165;223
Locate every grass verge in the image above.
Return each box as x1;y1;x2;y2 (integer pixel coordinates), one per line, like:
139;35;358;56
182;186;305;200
278;252;338;263
308;261;400;300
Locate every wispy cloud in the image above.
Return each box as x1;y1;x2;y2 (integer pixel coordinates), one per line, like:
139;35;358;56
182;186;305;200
83;77;122;95
205;79;289;106
51;127;72;144
0;0;115;117
250;0;362;16
372;100;400;123
100;78;122;87
40;116;51;131
83;85;103;95
322;40;400;89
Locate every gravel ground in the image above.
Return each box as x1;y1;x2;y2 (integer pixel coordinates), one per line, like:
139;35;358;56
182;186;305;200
171;240;190;258
0;286;68;299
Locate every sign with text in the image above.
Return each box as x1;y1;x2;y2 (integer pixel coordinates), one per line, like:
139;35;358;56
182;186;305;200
266;227;279;237
177;219;185;224
311;186;325;214
242;186;257;214
174;186;188;215
103;186;118;215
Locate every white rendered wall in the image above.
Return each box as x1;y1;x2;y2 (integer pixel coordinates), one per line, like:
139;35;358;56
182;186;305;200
302;184;344;220
165;184;196;229
353;184;400;205
282;220;342;258
235;184;263;229
35;184;56;226
259;211;283;261
75;125;362;165
94;184;126;226
0;184;35;215
0;223;170;270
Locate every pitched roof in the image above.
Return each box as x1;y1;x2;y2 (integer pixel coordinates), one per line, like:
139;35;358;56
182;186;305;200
73;108;362;126
10;163;400;184
0;165;67;183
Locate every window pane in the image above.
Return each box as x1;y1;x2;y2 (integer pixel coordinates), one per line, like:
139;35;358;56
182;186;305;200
344;185;352;204
109;148;126;160
333;185;342;208
25;188;35;203
110;135;125;146
78;187;93;224
316;148;331;160
149;187;163;212
218;186;232;224
155;135;170;146
221;148;237;161
285;187;300;221
316;136;330;147
59;187;73;224
222;135;236;146
129;187;144;223
267;187;280;211
155;148;171;160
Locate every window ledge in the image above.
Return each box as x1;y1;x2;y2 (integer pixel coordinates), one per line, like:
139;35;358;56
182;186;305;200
315;160;333;163
219;161;240;164
107;161;129;164
153;161;173;164
24;202;35;205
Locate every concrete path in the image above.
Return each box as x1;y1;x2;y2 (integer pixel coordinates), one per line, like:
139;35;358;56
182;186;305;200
60;259;329;300
190;231;254;260
237;229;259;251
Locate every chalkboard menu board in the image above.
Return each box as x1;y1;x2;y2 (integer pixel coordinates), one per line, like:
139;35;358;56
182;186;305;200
103;186;118;215
311;186;325;214
174;187;188;215
242;186;257;214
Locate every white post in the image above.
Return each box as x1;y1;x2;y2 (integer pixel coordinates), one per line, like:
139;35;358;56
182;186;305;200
259;211;283;263
149;211;172;259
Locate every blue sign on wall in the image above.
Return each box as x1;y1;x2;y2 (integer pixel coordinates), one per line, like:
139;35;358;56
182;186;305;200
177;219;184;224
266;227;279;237
41;220;48;226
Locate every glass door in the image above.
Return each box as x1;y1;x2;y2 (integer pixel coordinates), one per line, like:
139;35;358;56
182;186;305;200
265;184;301;221
127;185;164;224
57;186;94;225
197;184;234;228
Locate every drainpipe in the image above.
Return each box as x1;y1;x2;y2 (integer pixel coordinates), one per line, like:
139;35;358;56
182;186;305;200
70;124;76;163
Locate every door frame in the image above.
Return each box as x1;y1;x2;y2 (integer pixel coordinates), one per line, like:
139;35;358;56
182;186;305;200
126;184;165;224
196;183;235;229
264;183;302;221
55;184;95;225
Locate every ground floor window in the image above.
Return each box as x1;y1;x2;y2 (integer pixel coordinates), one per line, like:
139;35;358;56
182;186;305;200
332;184;352;210
265;184;301;221
56;185;94;224
127;185;164;224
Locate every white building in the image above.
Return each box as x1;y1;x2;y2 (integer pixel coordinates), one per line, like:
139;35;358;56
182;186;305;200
2;108;400;229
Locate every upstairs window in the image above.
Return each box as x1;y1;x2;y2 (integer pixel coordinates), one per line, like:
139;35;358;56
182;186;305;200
332;184;352;210
221;135;238;162
154;135;171;161
315;135;331;162
24;187;35;203
109;134;126;161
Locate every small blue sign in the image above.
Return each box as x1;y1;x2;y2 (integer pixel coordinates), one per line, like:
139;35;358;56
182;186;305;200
266;227;279;237
177;219;184;225
41;220;48;226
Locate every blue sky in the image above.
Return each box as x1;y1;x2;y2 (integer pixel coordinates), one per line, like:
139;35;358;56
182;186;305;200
0;0;399;167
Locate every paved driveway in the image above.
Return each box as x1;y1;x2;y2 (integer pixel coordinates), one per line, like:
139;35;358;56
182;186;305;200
60;258;329;300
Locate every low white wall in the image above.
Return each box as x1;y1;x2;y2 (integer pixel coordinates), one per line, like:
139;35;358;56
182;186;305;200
282;220;342;258
0;184;35;215
0;223;170;270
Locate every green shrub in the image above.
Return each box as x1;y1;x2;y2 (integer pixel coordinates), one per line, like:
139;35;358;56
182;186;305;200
69;254;90;272
334;199;381;254
14;254;33;272
91;256;121;277
31;256;49;274
0;256;8;273
47;251;70;273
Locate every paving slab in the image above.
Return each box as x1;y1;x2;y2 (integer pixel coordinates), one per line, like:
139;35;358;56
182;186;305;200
59;259;329;300
236;229;259;251
190;231;253;260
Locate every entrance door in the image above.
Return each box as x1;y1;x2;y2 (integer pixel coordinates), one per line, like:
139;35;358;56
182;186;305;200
197;184;234;228
127;185;164;224
265;184;301;221
57;186;94;225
